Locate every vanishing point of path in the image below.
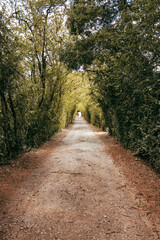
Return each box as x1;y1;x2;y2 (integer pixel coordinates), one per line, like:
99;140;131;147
0;117;160;240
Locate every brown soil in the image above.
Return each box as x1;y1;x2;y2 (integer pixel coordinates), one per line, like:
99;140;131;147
0;117;160;240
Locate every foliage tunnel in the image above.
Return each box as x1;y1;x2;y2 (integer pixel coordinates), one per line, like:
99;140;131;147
0;0;160;172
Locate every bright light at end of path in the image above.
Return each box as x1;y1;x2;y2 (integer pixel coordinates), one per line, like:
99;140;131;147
77;111;82;117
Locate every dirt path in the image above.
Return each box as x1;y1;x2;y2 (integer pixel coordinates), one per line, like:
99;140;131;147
0;117;160;240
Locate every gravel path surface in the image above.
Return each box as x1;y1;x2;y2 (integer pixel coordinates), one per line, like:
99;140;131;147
0;117;160;239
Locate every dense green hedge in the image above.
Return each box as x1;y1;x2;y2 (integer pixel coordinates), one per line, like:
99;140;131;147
83;100;106;130
0;100;76;165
